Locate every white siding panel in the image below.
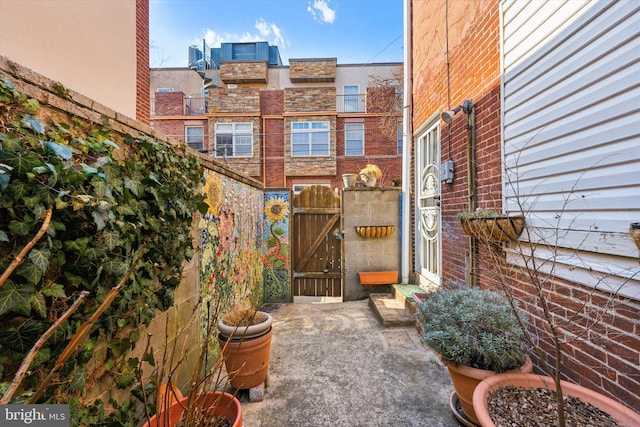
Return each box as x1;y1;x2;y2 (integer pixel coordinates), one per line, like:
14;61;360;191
501;0;640;298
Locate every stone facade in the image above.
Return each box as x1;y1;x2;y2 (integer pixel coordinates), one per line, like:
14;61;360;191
289;59;337;82
284;87;336;113
208;87;261;114
220;61;268;84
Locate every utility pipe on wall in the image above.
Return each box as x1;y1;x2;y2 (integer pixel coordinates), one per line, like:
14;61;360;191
401;0;413;284
466;104;478;288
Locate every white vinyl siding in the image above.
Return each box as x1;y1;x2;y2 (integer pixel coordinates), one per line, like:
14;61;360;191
345;123;364;156
501;0;640;298
215;123;253;158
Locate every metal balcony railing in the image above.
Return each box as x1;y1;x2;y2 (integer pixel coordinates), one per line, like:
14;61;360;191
151;96;208;116
336;94;366;113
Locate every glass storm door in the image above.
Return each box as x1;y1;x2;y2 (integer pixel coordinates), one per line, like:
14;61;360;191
417;123;441;284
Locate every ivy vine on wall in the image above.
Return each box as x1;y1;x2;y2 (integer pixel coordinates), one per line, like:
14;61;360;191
0;76;206;423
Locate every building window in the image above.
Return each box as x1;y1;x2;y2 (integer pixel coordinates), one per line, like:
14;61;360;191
291;121;330;157
156;88;173;93
215;123;253;157
343;85;360;113
345;123;364;156
185;126;204;151
293;183;330;196
397;125;403;155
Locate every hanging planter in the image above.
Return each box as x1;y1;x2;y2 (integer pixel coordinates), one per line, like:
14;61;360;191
355;225;395;238
458;210;525;243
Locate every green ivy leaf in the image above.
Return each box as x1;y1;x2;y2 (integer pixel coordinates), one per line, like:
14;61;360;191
21;114;46;134
17;261;43;285
30;292;47;318
70;367;88;390
124;178;140;196
0;230;8;242
42;283;66;298
103;259;128;276
0;282;37;316
80;163;98;175
0;150;42;177
28;248;50;272
0;132;24;152
8;219;31;236
44;141;73;160
0;319;47;353
103;230;120;250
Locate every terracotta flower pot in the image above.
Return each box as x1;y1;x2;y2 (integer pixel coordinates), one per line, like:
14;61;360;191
143;391;242;427
445;357;533;425
218;310;273;389
472;373;640;427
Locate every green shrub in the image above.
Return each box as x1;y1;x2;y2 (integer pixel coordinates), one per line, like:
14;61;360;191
417;288;529;372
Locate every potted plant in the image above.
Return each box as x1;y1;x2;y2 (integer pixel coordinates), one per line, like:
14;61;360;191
473;373;640;427
417;288;532;425
217;308;273;390
457;208;525;243
467;193;640;426
359;164;382;187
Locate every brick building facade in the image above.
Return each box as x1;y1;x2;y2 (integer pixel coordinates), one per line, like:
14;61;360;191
151;44;402;192
410;0;639;412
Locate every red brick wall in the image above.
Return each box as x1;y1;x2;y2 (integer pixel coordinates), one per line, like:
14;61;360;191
136;0;150;124
412;0;639;411
154;92;184;116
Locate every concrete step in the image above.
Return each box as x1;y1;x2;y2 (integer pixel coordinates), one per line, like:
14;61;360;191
369;284;436;328
369;293;416;327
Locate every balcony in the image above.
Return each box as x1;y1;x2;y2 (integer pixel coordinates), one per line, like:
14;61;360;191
151;95;208;116
336;94;366;113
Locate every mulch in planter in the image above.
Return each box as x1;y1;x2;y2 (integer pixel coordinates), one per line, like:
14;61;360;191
488;385;621;427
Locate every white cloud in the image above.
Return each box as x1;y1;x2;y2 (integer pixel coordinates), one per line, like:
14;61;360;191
255;18;286;49
307;0;336;24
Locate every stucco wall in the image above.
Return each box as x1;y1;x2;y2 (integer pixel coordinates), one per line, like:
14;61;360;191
0;0;141;121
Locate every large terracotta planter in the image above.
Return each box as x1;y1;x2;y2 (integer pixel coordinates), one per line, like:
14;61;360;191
445;357;533;425
472;373;640;427
218;311;273;389
143;391;242;427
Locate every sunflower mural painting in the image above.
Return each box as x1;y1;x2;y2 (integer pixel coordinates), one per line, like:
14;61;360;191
199;171;264;333
263;191;291;302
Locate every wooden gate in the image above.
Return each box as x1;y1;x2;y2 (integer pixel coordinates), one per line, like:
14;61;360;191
292;185;342;298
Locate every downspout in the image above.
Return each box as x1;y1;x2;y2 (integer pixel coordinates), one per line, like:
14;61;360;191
466;104;478;288
262;116;267;186
401;0;413;284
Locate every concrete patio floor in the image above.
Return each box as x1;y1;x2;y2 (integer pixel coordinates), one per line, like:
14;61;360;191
239;300;463;427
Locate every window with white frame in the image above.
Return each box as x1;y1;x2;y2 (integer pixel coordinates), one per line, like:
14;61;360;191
215;123;253;158
343;85;360;112
345;123;364;156
291;121;330;156
185;126;204;151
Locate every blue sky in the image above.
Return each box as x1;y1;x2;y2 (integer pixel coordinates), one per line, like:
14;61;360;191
150;0;404;68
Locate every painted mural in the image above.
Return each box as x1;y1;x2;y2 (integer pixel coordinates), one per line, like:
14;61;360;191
198;170;264;329
263;190;292;302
